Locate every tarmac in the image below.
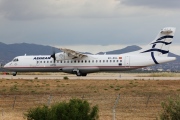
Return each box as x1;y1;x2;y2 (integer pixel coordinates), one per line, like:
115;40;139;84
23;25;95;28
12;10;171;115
0;73;180;80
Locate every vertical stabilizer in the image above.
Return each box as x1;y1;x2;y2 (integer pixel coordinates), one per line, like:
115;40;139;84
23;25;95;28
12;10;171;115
139;27;176;57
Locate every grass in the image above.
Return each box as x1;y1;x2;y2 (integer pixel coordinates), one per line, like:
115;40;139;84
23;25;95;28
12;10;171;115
10;85;18;92
114;87;120;91
137;72;180;77
0;79;180;120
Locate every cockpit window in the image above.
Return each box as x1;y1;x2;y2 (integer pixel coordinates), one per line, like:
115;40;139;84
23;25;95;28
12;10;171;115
13;58;19;62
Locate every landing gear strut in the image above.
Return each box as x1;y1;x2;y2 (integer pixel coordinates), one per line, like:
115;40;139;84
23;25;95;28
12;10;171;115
76;71;81;76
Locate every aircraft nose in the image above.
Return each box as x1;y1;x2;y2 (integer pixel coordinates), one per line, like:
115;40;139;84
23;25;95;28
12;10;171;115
4;63;8;68
4;62;11;68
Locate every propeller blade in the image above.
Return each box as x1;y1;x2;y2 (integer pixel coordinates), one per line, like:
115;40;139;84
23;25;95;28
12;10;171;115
50;48;56;63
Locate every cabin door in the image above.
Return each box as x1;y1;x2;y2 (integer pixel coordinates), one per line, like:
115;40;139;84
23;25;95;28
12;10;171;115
125;56;130;67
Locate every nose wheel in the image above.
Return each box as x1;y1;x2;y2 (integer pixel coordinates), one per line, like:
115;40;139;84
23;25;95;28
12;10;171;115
12;72;17;76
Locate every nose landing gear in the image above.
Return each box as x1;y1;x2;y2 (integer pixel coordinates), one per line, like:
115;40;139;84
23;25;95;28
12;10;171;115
12;72;17;76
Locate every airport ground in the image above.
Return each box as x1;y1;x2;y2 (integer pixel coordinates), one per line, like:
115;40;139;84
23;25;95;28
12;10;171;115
0;72;180;120
1;72;180;80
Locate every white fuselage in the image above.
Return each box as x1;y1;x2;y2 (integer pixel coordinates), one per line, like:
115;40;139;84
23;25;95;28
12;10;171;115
4;53;175;75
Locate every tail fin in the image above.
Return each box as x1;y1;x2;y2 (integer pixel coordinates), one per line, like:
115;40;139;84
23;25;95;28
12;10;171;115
139;27;176;57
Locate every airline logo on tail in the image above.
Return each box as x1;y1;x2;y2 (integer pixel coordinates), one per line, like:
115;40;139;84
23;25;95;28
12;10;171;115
140;28;175;64
141;35;173;54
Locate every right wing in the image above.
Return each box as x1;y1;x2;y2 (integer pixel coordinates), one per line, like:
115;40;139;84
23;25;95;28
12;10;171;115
59;48;88;58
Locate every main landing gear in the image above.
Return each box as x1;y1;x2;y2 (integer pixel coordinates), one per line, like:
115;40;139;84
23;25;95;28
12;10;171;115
73;69;87;76
76;72;87;76
12;72;17;76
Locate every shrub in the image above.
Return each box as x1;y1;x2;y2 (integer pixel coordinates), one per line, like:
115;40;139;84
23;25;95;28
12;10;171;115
25;105;49;120
159;97;180;120
25;98;99;120
63;76;69;80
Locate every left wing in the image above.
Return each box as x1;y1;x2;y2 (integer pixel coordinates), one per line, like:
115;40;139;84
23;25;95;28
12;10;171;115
59;48;88;58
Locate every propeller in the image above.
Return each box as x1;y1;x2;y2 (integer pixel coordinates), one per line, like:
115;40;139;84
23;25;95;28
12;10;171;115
50;48;56;63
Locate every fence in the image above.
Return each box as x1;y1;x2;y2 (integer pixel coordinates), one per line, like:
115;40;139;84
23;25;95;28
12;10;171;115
0;93;178;120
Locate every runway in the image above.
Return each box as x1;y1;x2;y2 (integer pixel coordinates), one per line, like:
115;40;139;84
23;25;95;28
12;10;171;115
0;73;180;80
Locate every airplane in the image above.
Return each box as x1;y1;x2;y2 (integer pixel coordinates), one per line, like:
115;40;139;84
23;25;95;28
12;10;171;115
4;27;176;76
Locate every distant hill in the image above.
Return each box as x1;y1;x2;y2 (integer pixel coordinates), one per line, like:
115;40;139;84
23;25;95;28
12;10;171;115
97;45;141;54
0;42;60;63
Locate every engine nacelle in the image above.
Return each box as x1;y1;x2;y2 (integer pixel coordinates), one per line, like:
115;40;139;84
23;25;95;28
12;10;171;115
55;52;72;60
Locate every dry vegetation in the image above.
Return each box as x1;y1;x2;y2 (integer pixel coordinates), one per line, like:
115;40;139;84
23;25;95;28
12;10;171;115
136;72;180;77
0;78;180;120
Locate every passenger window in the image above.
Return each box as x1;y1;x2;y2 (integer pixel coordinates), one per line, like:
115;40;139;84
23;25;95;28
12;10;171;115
113;60;115;62
89;60;90;63
74;60;76;63
85;60;87;63
92;60;94;63
81;60;83;63
106;60;108;62
50;61;52;63
44;61;45;63
96;60;98;63
103;60;105;62
78;60;80;63
37;61;39;63
99;60;101;63
40;61;42;63
64;61;66;63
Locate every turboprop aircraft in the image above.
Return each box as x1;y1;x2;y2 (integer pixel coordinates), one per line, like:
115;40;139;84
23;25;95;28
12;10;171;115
4;27;176;76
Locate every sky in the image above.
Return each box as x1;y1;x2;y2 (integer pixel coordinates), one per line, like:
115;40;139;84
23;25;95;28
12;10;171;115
0;0;180;54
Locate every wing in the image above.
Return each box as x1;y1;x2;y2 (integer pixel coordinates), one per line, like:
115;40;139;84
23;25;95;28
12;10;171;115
59;48;88;58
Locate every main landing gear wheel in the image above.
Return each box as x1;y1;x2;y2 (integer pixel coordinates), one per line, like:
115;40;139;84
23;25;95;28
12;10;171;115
73;69;87;76
81;73;87;76
76;72;81;76
75;72;87;76
12;72;17;76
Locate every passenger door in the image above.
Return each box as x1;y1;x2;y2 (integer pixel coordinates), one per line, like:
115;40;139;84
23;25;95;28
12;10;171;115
125;56;130;67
